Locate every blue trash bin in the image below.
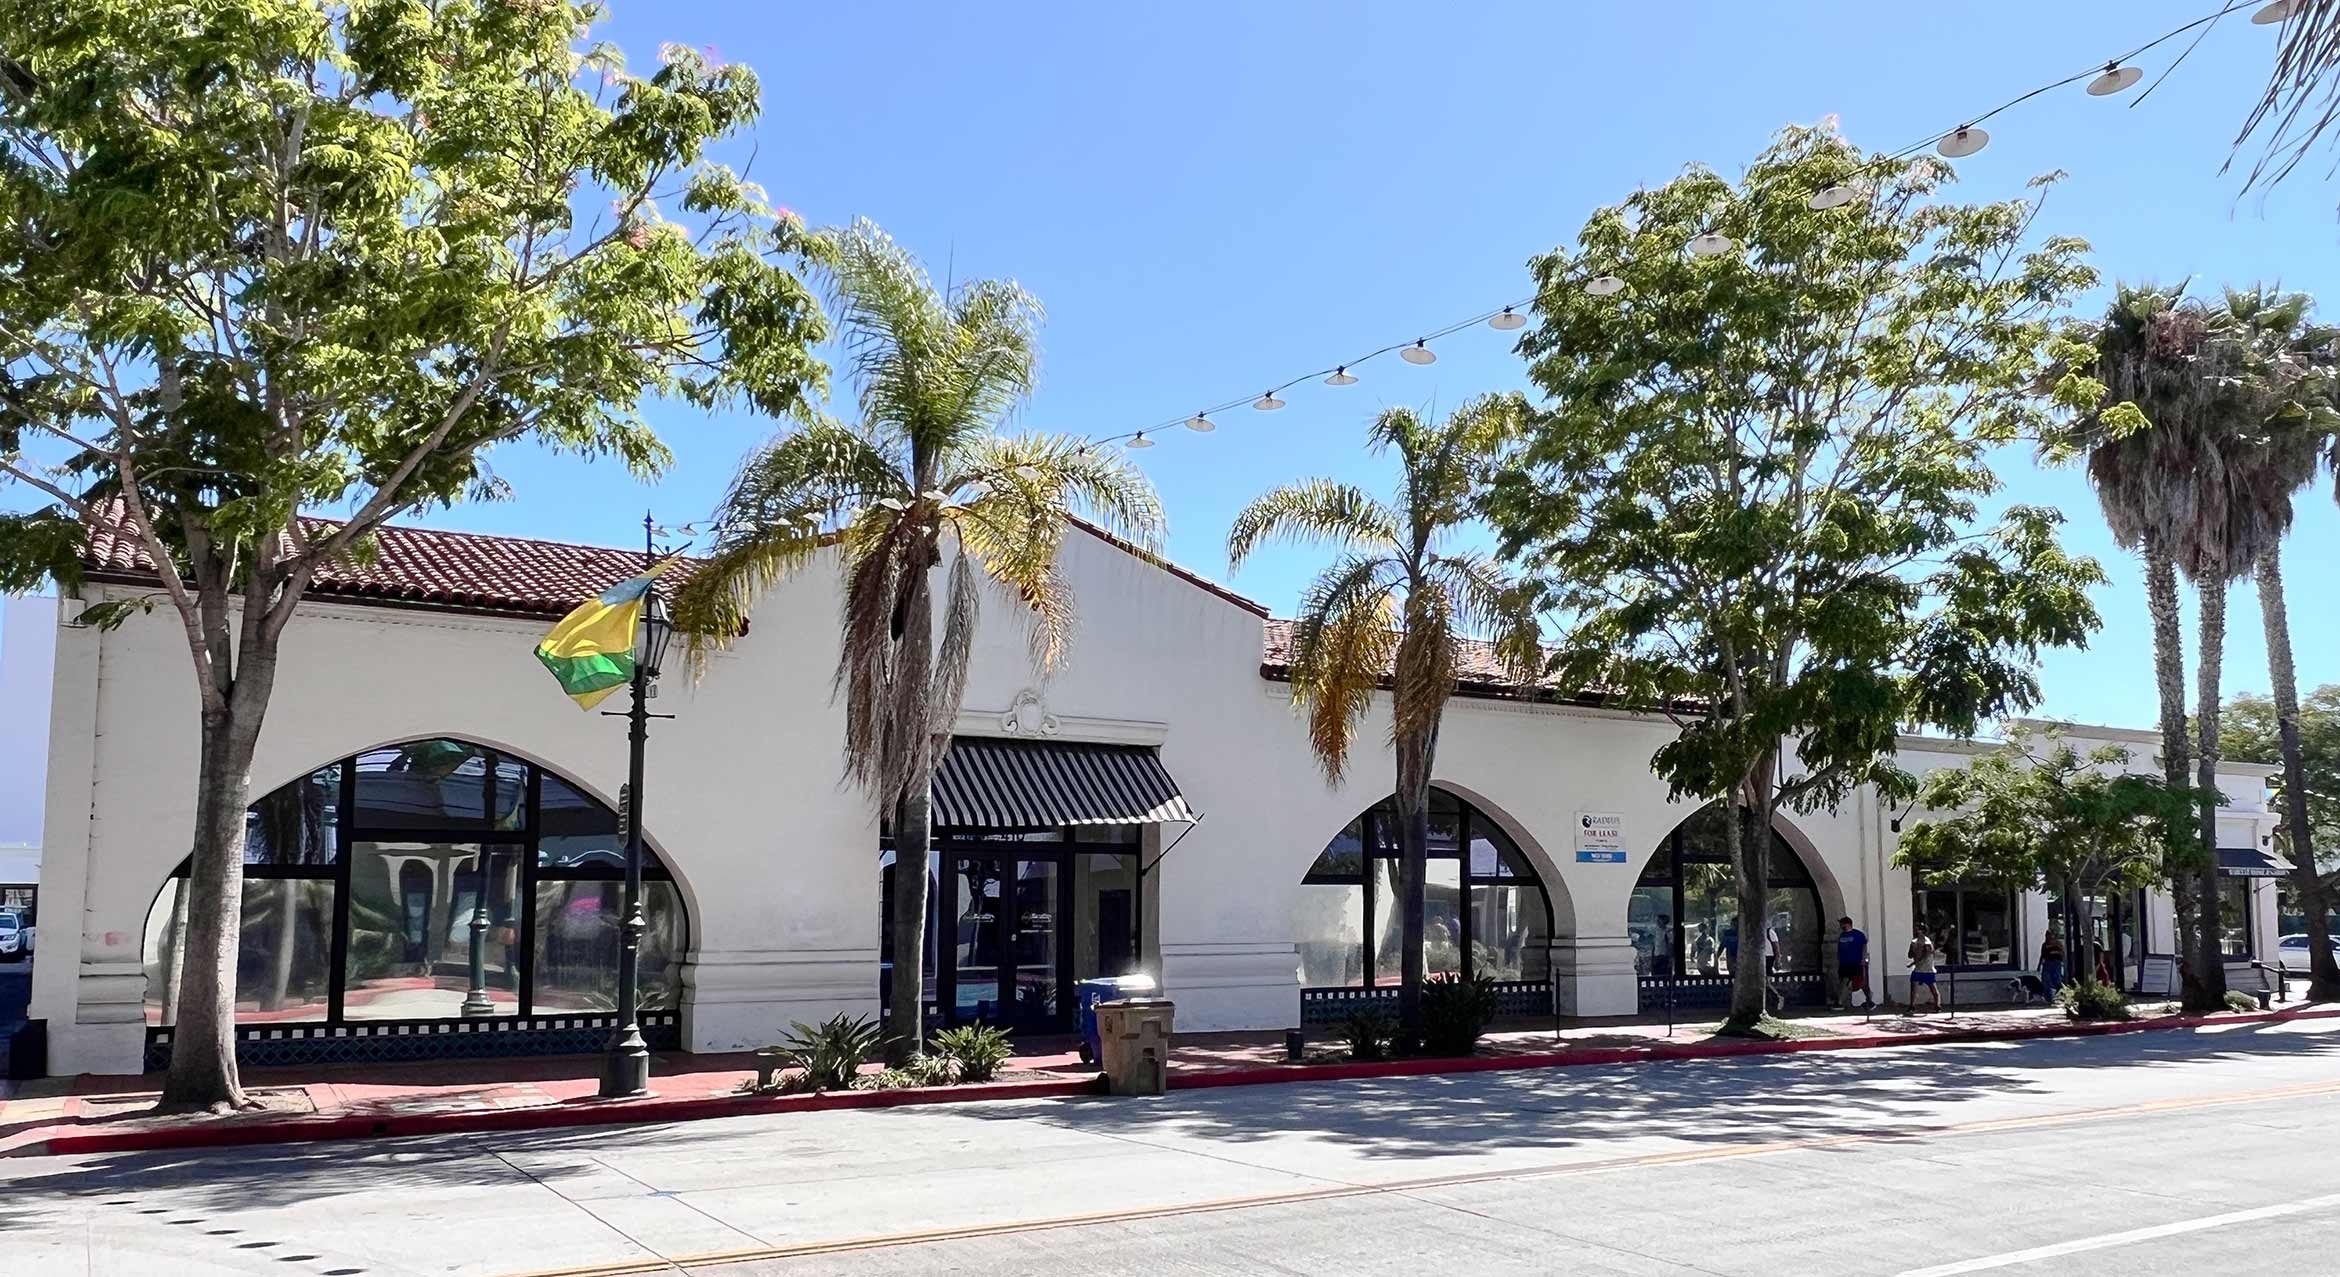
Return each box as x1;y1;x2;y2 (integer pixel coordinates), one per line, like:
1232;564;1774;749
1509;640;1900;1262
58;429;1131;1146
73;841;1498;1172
1077;974;1158;1064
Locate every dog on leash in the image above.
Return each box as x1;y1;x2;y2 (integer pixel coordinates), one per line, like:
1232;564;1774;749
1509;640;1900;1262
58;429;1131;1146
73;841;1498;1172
2006;973;2050;1005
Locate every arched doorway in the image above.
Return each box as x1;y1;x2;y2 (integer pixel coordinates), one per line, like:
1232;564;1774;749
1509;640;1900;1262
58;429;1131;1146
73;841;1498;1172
1629;805;1825;1012
139;737;691;1067
1293;787;1558;1023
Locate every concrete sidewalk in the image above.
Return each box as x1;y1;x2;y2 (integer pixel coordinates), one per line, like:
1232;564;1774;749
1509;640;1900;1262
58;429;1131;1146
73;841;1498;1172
3;998;2320;1157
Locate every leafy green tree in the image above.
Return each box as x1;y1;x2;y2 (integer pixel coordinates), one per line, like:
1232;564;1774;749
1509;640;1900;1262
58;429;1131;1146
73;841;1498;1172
0;1;827;1109
1898;729;2193;998
672;221;1163;1064
1227;397;1539;1040
1485;124;2104;1032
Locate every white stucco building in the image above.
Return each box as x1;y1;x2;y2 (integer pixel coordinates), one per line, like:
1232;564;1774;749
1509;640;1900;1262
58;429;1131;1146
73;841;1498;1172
26;518;2287;1077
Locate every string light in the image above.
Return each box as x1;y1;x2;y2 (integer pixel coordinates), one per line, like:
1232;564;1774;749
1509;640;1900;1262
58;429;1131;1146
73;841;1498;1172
877;496;908;511
1936;125;1989;158
2087;62;2144;95
1066;0;2266;457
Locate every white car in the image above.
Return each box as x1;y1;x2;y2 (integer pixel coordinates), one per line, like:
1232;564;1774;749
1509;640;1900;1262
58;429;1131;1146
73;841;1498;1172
2277;933;2340;974
0;911;22;960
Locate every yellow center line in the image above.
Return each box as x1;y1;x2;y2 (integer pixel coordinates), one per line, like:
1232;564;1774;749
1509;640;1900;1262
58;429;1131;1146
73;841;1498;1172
501;1077;2340;1277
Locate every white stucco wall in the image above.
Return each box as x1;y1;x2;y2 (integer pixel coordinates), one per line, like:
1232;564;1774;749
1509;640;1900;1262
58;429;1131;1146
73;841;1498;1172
32;522;2294;1075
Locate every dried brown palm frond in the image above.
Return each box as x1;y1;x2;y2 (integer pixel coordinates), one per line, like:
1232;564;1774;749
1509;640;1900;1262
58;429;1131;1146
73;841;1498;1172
2235;0;2340;192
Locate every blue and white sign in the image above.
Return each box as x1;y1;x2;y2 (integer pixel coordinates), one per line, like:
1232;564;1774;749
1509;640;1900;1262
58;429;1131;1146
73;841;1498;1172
1575;811;1626;864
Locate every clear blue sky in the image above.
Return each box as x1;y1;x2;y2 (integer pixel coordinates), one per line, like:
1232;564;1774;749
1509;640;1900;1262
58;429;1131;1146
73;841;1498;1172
63;2;2340;730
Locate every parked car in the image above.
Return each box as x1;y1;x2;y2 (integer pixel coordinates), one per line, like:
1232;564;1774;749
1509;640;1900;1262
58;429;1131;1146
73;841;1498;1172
2277;933;2340;974
0;911;21;960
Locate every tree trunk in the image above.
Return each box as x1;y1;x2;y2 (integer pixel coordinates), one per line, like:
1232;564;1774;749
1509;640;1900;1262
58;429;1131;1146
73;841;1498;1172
157;704;263;1112
883;567;935;1067
2257;546;2336;1000
2065;872;2096;992
1725;780;1774;1032
2190;561;2231;1009
1391;725;1437;1046
2144;539;2201;1001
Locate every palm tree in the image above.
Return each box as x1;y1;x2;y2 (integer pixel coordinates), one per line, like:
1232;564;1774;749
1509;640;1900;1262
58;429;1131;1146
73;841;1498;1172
674;221;1164;1063
2069;284;2222;1008
2220;285;2340;999
1226;397;1540;1039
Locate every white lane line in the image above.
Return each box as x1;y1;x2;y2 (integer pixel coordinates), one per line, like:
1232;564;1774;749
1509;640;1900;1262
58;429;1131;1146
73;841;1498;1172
1896;1192;2340;1275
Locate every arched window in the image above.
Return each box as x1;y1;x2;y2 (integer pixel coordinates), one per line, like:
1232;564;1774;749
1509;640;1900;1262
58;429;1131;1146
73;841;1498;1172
1295;789;1554;990
1629;805;1823;1006
141;739;689;1030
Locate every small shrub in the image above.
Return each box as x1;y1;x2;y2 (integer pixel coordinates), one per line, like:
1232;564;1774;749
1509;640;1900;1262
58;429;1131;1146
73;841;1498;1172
905;1053;959;1086
2058;979;2133;1022
931;1024;1014;1083
1338;1008;1396;1062
775;1013;883;1090
1421;972;1499;1056
2224;990;2262;1013
850;1067;925;1092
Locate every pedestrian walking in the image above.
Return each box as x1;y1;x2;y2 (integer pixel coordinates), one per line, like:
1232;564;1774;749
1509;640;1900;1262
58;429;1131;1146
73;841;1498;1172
1908;922;1942;1013
1836;916;1874;1011
2038;928;2067;1001
1764;921;1785;1014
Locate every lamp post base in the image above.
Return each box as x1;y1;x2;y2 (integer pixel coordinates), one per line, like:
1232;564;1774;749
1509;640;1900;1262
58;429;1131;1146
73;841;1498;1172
600;1031;651;1098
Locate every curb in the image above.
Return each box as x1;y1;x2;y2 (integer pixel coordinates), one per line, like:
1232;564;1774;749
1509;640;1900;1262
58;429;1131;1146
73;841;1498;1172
1174;1004;2340;1091
22;1073;1106;1158
20;1005;2335;1158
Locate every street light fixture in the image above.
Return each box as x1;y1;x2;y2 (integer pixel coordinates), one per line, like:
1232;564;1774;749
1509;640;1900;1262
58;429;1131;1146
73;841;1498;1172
601;516;675;1099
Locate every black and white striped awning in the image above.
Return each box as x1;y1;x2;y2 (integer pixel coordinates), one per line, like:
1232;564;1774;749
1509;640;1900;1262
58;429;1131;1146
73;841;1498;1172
933;737;1196;828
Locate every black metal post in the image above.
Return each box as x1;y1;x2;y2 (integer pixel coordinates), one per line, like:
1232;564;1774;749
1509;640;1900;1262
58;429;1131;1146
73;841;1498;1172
600;514;656;1099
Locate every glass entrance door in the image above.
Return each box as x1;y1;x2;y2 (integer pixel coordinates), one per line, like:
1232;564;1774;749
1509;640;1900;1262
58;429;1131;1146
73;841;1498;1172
945;854;1069;1032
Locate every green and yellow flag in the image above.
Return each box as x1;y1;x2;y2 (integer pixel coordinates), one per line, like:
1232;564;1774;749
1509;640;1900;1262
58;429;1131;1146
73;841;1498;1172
535;560;679;711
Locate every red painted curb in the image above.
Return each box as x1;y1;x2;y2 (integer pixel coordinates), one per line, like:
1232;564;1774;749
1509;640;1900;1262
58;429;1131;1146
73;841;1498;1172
1172;1005;2340;1091
25;1073;1105;1158
21;1006;2333;1158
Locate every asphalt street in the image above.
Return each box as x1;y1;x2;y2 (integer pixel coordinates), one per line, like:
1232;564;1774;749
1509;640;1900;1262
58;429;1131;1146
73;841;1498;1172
5;1017;2339;1276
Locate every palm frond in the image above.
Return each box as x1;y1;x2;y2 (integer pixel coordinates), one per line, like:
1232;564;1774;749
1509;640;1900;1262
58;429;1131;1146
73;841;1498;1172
671;418;904;653
1225;479;1401;570
1426;548;1544;682
930;547;982;738
1286;553;1402;783
2235;0;2340;192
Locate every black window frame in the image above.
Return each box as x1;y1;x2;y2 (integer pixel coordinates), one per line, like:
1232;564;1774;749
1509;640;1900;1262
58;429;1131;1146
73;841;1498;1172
1300;789;1557;988
148;738;685;1027
1633;806;1824;977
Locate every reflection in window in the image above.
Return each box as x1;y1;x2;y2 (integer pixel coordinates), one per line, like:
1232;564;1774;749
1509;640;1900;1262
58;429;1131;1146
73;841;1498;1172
531;881;686;1011
143;878;334;1025
1297;788;1557;989
1634;805;1824;979
1916;884;2017;968
141;739;689;1031
2219;878;2255;958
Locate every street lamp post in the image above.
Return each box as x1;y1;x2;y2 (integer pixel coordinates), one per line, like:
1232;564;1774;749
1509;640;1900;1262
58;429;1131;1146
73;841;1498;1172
601;514;674;1099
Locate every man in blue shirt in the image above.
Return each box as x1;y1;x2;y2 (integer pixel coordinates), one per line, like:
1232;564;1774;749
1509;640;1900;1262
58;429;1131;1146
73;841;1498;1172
1836;916;1873;1011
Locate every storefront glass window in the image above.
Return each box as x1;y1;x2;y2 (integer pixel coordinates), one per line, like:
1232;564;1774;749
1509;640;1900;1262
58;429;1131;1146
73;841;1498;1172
1297;788;1558;990
2220;878;2255;958
1632;805;1825;984
1915;884;2016;968
530;880;687;1011
143;878;335;1026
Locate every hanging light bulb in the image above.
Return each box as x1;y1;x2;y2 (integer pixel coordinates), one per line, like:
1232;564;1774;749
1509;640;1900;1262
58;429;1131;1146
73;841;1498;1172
921;489;949;503
1127;432;1154;449
2086;63;2143;96
1808;183;1857;210
1585;274;1626;297
1937;126;1989;158
1400;340;1437;366
1253;390;1285;411
1488;306;1526;331
2254;0;2297;24
876;496;908;511
1325;366;1358;386
801;512;824;527
1185;413;1215;432
1687;232;1733;258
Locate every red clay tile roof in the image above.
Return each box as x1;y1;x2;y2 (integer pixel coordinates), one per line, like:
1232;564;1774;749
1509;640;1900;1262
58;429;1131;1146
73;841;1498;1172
81;505;688;619
1258;617;1621;705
